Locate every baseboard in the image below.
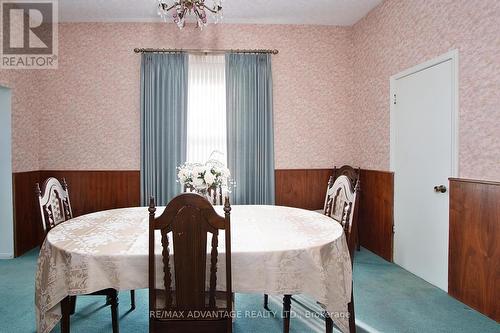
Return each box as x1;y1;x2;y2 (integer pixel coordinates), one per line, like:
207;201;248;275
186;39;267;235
0;253;14;259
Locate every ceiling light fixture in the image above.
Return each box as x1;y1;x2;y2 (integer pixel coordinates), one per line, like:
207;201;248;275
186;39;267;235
157;0;223;29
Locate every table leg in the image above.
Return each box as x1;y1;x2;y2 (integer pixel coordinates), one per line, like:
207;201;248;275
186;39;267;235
325;311;333;333
60;296;71;333
283;295;291;333
130;290;135;310
69;296;76;315
110;290;119;333
348;289;356;333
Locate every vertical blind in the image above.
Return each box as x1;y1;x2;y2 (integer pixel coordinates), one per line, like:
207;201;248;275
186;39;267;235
186;54;227;164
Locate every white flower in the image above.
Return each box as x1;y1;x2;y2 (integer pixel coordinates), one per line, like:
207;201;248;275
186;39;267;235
194;165;206;177
177;160;231;193
204;171;216;186
177;169;188;184
192;176;206;190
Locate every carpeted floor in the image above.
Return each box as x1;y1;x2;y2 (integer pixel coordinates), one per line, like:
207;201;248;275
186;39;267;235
0;248;497;333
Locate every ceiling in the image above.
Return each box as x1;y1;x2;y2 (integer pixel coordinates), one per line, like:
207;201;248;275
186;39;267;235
59;0;383;26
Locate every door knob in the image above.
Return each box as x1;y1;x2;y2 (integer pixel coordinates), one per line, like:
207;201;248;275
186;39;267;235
434;185;447;193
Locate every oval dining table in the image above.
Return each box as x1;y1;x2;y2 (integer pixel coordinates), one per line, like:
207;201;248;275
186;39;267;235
35;205;352;333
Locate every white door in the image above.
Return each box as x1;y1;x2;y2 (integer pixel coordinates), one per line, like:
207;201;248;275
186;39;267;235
391;52;458;291
0;86;14;259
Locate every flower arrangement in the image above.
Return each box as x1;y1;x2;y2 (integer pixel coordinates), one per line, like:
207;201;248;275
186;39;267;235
177;158;231;195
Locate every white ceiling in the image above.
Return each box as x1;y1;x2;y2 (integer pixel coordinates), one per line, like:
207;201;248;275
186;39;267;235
59;0;382;26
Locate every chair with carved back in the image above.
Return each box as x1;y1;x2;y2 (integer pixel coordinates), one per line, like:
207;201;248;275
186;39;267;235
35;177;135;333
328;165;361;251
148;193;233;333
264;165;362;318
332;165;360;194
324;175;360;260
184;184;224;205
322;175;360;332
35;177;73;234
275;175;360;333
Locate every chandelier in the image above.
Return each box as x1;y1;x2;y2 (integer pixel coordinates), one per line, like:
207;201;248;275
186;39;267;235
158;0;224;29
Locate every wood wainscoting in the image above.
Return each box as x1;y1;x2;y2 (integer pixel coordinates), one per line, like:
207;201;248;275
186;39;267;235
275;169;332;210
39;171;140;217
449;178;500;322
358;170;394;262
275;168;394;261
14;168;393;259
12;171;44;257
11;168;498;322
12;170;140;257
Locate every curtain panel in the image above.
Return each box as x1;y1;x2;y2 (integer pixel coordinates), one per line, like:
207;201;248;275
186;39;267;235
140;53;188;205
226;53;275;205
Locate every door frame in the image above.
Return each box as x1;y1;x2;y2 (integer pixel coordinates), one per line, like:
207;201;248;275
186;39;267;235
389;50;459;289
0;85;14;259
389;49;459;175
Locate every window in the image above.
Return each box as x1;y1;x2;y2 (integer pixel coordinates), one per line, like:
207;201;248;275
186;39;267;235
186;54;227;165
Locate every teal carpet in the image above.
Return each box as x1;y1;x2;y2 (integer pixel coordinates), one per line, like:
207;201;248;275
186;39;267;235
0;248;498;333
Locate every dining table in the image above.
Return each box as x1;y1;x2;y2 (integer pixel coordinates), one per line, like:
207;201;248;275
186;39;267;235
35;205;352;333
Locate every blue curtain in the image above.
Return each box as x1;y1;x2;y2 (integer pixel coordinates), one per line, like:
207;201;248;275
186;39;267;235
226;53;275;205
140;53;188;205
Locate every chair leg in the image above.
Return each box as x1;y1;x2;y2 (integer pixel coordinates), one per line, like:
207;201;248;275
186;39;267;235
110;290;119;333
348;289;356;333
325;311;333;333
283;295;291;333
263;294;270;310
61;296;71;333
69;296;77;315
130;290;136;310
356;227;361;251
105;294;112;306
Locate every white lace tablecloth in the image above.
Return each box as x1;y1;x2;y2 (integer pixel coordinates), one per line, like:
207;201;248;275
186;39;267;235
35;205;352;333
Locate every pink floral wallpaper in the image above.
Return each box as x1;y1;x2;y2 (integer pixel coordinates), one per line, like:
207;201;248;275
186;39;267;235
28;23;354;171
351;0;500;181
0;72;42;172
2;0;499;181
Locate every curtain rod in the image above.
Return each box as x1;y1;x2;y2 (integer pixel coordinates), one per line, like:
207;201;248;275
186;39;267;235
134;48;278;55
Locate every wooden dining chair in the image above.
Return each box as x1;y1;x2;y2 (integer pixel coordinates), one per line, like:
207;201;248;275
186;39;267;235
329;165;361;251
322;175;360;333
271;175;360;333
148;193;233;333
265;165;361;317
184;184;224;205
35;177;73;234
332;166;360;194
35;177;135;333
324;175;360;261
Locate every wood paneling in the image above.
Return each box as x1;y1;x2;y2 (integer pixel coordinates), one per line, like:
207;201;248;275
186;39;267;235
449;178;500;322
12;170;140;256
39;171;140;217
358;169;394;262
12;168;498;321
15;168;394;262
275;168;394;262
12;171;44;257
275;169;332;210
